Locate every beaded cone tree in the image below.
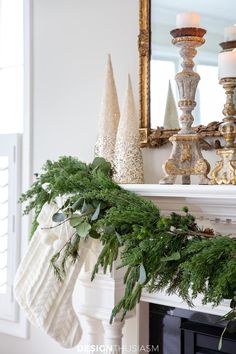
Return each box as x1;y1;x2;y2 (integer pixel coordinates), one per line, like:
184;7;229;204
113;75;144;183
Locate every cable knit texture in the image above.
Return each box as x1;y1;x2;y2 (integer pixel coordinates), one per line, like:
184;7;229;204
14;203;92;348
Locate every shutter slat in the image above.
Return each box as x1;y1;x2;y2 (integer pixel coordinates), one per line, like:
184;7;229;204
0;157;8;295
0;134;21;322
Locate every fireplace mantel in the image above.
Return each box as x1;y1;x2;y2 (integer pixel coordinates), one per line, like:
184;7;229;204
123;184;236;226
125;184;235;335
123;184;236;200
73;184;236;353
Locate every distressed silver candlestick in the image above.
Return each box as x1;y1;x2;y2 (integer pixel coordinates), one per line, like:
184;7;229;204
211;78;236;184
160;28;210;185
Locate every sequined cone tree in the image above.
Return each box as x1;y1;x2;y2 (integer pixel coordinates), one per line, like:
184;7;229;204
94;54;120;164
113;75;144;183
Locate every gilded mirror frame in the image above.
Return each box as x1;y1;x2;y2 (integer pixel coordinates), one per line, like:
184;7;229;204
139;0;221;149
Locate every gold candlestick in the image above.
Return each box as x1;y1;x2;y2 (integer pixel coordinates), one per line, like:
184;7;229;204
160;28;210;185
211;78;236;184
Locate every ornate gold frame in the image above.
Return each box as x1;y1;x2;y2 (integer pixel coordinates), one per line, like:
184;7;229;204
139;0;151;146
138;0;221;149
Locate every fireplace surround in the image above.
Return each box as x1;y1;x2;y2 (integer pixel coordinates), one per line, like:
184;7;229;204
73;184;236;353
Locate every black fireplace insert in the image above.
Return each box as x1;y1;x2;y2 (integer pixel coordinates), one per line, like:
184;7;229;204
149;303;236;354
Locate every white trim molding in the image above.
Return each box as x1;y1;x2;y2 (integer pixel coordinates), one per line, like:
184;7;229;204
122;184;236;199
122;184;236;225
0;0;33;339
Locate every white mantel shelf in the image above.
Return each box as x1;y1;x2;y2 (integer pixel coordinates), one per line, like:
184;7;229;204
75;184;236;352
122;184;236;199
122;184;236;225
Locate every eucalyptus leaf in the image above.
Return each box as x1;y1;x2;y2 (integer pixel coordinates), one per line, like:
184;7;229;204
102;225;114;234
85;204;94;215
218;327;227;351
80;202;94;216
91;203;101;221
89;229;100;239
182;206;189;213
91;157;107;169
160;252;181;262
70;215;83;227
138;264;146;285
81;200;87;214
219;310;235;322
91;157;112;175
61;198;70;209
76;222;91;238
115;231;123;245
231;299;236;309
52;212;67;223
99;162;111;175
71;198;83;211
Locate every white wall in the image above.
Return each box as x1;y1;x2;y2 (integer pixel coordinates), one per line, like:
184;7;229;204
0;0;139;353
32;0;139;171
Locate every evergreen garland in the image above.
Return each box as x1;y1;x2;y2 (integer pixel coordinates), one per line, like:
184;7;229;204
20;156;236;348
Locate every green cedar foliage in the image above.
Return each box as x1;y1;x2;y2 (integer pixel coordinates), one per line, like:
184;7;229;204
20;156;236;340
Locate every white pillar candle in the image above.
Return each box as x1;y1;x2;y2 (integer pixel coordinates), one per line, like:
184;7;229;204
224;25;236;42
176;12;200;28
218;50;236;79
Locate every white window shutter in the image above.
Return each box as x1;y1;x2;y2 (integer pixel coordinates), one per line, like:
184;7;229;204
0;0;31;338
0;134;21;322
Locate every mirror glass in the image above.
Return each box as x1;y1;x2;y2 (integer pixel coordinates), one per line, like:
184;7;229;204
151;0;236;129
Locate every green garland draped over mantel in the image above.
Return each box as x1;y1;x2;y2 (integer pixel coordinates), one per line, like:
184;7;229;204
20;156;236;349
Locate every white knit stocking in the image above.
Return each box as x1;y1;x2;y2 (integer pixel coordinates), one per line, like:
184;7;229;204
14;203;91;348
14;203;58;326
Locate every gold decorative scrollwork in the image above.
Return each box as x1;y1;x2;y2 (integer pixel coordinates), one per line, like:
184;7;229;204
180;144;191;162
138;0;222;148
139;30;149;57
139;0;150;142
211;149;236;185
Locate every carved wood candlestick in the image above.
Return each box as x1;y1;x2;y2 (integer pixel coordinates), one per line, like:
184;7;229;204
211;78;236;184
160;28;210;185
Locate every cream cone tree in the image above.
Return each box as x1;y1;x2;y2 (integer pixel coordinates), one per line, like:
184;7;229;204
94;54;120;163
163;80;179;129
113;75;144;184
